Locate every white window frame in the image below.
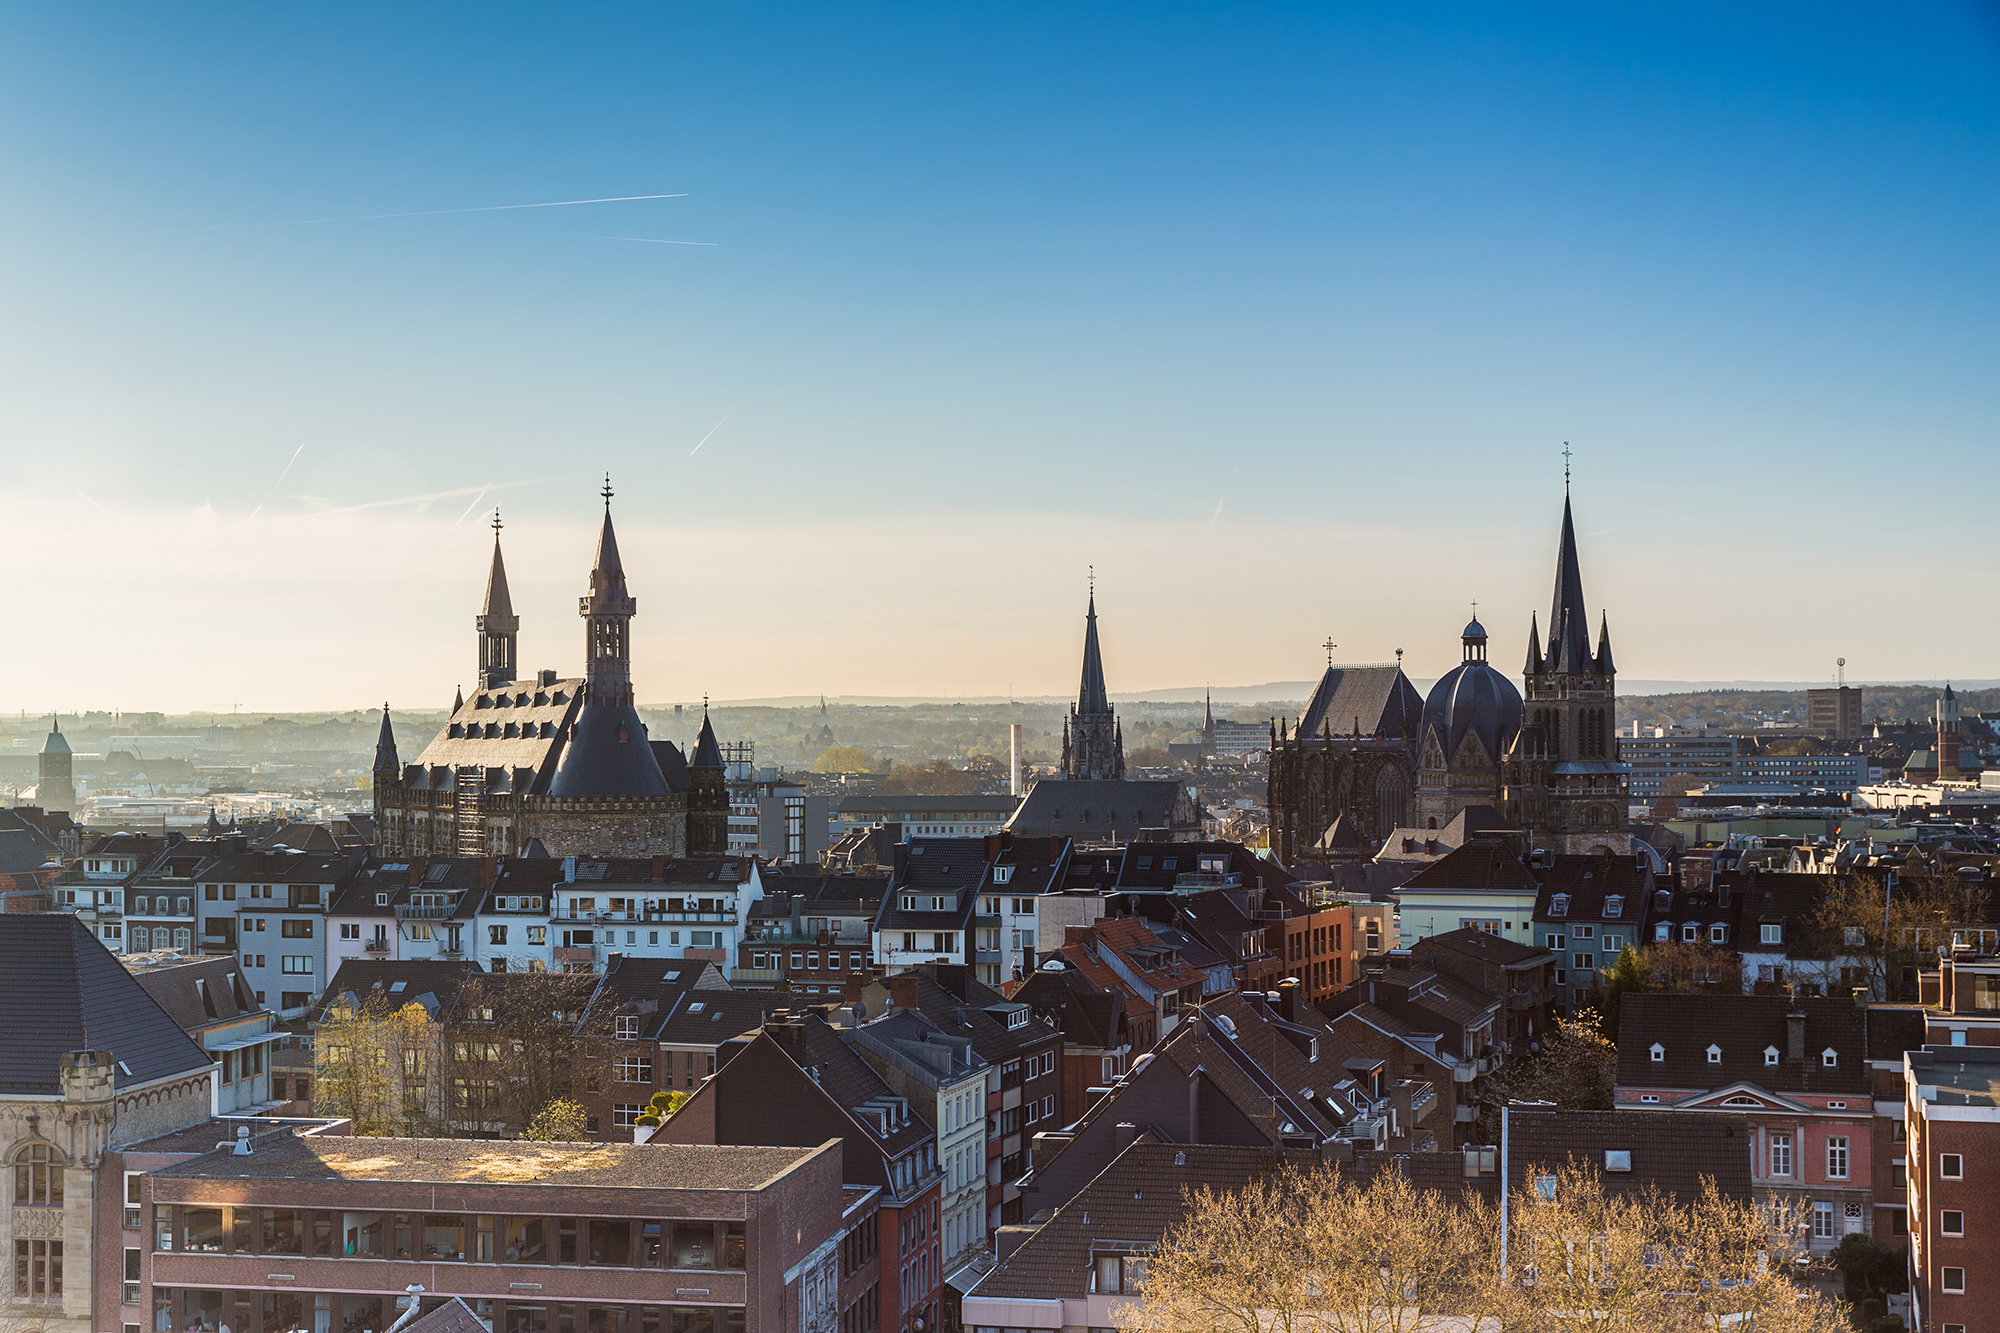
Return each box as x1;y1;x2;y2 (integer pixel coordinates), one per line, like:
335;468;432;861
1769;1133;1792;1177
1826;1137;1848;1180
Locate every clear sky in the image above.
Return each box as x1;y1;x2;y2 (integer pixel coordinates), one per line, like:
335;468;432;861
2;3;1995;714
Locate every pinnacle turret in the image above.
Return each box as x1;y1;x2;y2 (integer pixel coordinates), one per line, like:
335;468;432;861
477;511;520;688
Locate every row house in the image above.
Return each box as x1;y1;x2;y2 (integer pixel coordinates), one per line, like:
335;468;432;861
328;858;489;970
873;839;985;975
1529;854;1650;1010
973;835;1070;986
1019;987;1439;1218
50;832;170;950
1324;958;1504;1142
1614;993;1875;1253
859;967;1063;1228
128;1126;849;1333
1403;926;1557;1051
1006;958;1142;1125
739;872;885;997
575;956;780;1135
1043;917;1205;1045
662;1010;945;1333
124;950;280;1114
198;848;364;1018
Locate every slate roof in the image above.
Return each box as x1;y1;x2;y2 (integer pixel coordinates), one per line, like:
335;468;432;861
865;965;1060;1062
0;828;57;874
1542;495;1596;675
1866;1005;1927;1063
0;914;215;1094
151;1128;820;1190
1410;926;1549;970
1506;1107;1752;1202
1532;855;1653;924
1113;841;1292;893
974;1140;1279;1300
1010;963;1125;1049
124;953;264;1033
309;959;487;1024
1400;841;1541;894
1077;593;1112;715
399;1298;489;1333
764;1014;935;1160
1005;779;1196;838
413;677;586;786
1615;994;1870;1095
656;991;784;1046
1296;664;1424;741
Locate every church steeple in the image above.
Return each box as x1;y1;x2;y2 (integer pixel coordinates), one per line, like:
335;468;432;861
1546;494;1593;675
1064;577;1125;780
580;478;638;708
477;509;520;689
1523;612;1542;676
373;703;399;778
1595;612;1616;676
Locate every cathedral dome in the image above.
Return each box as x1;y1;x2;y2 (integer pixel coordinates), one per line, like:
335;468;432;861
1421;620;1523;767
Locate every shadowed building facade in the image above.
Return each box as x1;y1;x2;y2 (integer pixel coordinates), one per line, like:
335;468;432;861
373;493;729;860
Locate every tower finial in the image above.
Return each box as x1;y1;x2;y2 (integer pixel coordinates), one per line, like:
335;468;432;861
1562;441;1572;492
1471;600;1478;620
1323;637;1337;667
491;507;503;537
602;473;614;509
1088;564;1094;599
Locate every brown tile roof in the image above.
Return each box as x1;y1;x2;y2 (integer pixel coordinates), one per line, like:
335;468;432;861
1505;1107;1754;1202
1615;994;1870;1095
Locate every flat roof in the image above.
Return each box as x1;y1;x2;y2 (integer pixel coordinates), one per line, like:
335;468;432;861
151;1131;827;1191
1911;1045;2000;1108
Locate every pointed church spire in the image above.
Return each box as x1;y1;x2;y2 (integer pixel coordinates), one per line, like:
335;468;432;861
1523;612;1542;676
692;707;724;770
453;684;464;713
1546;493;1593;674
477;509;521;689
1078;582;1110;715
1595;612;1616;676
374;703;399;775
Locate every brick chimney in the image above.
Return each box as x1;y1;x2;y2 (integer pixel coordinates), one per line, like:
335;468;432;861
1277;977;1302;1024
765;1015;810;1063
1786;1010;1806;1063
888;974;920;1011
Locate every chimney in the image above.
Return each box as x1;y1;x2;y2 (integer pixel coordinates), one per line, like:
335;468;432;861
479;856;499;892
842;976;867;1003
1277;977;1302;1025
888;974;920;1011
1114;1121;1138;1153
766;1016;809;1063
1786;1011;1806;1063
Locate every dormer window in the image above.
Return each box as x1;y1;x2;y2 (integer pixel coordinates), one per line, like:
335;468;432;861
1602;895;1623;919
1710;924;1728;944
1649;1043;1664;1063
1549;894;1570;918
1706;1044;1722;1064
1764;1046;1779;1066
1681;923;1699;943
1822;1048;1838;1068
1655;923;1671;941
1760;923;1782;945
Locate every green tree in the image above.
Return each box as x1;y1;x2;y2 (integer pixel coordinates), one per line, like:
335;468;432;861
810;745;879;774
1598;945;1647;1041
521;1096;590;1142
313;995;440;1136
873;758;984;795
635;1090;689;1126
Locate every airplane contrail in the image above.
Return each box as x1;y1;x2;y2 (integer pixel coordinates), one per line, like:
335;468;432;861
249;443;307;519
196;194;688;231
299;477;562;519
589;235;718;247
452;484;495;527
1200;465;1240;539
689;400;742;457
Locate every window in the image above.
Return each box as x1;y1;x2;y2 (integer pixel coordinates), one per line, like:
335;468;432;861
1682;924;1699;943
1706;1044;1721;1064
1942;1209;1964;1236
1769;1133;1792;1177
490;925;509;945
614;1055;653;1083
1764;1046;1779;1066
1812;1201;1834;1240
13;1239;61;1298
613;1104;644;1128
1827;1137;1848;1180
1941;1153;1963;1178
13;1145;64;1206
281;919;313;938
1573;952;1594;970
1942;1268;1965;1294
1760;923;1782;945
281;956;312;974
1639;1094;1660;1104
1649;1043;1664;1063
1709;924;1728;944
615;1015;639;1039
340;923;360;939
527;926;546;945
1822;1048;1838;1068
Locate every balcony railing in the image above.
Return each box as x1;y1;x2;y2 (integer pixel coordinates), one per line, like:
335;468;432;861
363;940;391;954
553;946;596;962
396;903;458;920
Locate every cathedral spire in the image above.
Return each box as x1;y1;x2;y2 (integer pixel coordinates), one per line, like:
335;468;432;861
1523;612;1542;677
1546;493;1593;674
1078;583;1110;715
373;703;399;776
1595;612;1616;676
478;509;520;689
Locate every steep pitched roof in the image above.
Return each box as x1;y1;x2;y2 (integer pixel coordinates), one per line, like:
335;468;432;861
1544;494;1593;674
1077;594;1111;715
1615;994;1869;1094
0;915;215;1095
374;706;399;773
124;953;264;1033
481;532;517;624
309;958;487;1024
1297;664;1423;741
1400;840;1540;893
1506;1107;1753;1202
691;713;725;769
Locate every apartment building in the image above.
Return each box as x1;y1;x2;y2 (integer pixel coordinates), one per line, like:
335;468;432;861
1905;1044;2000;1333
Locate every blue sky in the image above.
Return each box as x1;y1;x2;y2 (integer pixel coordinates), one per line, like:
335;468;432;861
2;3;1995;711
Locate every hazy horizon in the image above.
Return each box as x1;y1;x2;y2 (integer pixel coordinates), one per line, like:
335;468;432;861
4;4;1995;714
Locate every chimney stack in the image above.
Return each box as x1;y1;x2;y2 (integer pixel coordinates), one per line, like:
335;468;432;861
888;974;921;1012
1786;1010;1806;1063
1277;977;1302;1025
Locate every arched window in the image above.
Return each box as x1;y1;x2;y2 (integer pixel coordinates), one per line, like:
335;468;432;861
14;1143;65;1206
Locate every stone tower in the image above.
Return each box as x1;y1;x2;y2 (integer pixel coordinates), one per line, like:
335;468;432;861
478;510;520;690
1937;683;1963;781
371;704;399;827
687;709;731;856
1062;590;1125;780
1503;490;1630;853
37;716;75;814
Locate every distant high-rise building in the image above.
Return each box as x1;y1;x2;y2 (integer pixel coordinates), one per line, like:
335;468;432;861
1807;685;1865;741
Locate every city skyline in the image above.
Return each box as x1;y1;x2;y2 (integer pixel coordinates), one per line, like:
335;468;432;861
3;4;1995;711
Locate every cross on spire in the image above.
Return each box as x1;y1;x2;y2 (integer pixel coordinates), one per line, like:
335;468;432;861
1471;600;1478;620
1323;637;1338;666
602;473;614;509
1562;442;1572;492
1088;564;1094;598
491;507;503;537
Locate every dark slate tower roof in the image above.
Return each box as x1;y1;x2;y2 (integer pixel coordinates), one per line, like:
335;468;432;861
1297;665;1424;740
0;915;214;1095
1544;495;1593;674
1078;594;1110;715
41;717;69;756
1523;612;1542;676
692;712;725;769
482;528;517;625
1595;612;1616;676
374;704;399;774
550;486;669;798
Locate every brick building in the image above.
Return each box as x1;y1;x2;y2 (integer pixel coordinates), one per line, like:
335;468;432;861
1904;1044;2000;1333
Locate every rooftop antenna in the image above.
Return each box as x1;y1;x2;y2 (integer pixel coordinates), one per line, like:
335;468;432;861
1562;442;1572;492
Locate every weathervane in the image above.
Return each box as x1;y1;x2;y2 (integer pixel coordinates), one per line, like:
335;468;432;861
602;473;614;509
491;507;503;537
1088;564;1095;598
1562;442;1572;492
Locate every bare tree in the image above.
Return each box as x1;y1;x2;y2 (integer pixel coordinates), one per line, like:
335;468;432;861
444;971;605;1136
312;995;442;1136
1809;863;1990;1001
1488;1013;1616;1112
1128;1163;1505;1333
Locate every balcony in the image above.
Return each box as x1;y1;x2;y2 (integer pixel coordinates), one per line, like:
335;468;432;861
363;940;391;954
1453;1062;1476;1083
553;946;595;963
1507;984;1558;1010
1174;871;1242;890
397;903;458;920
